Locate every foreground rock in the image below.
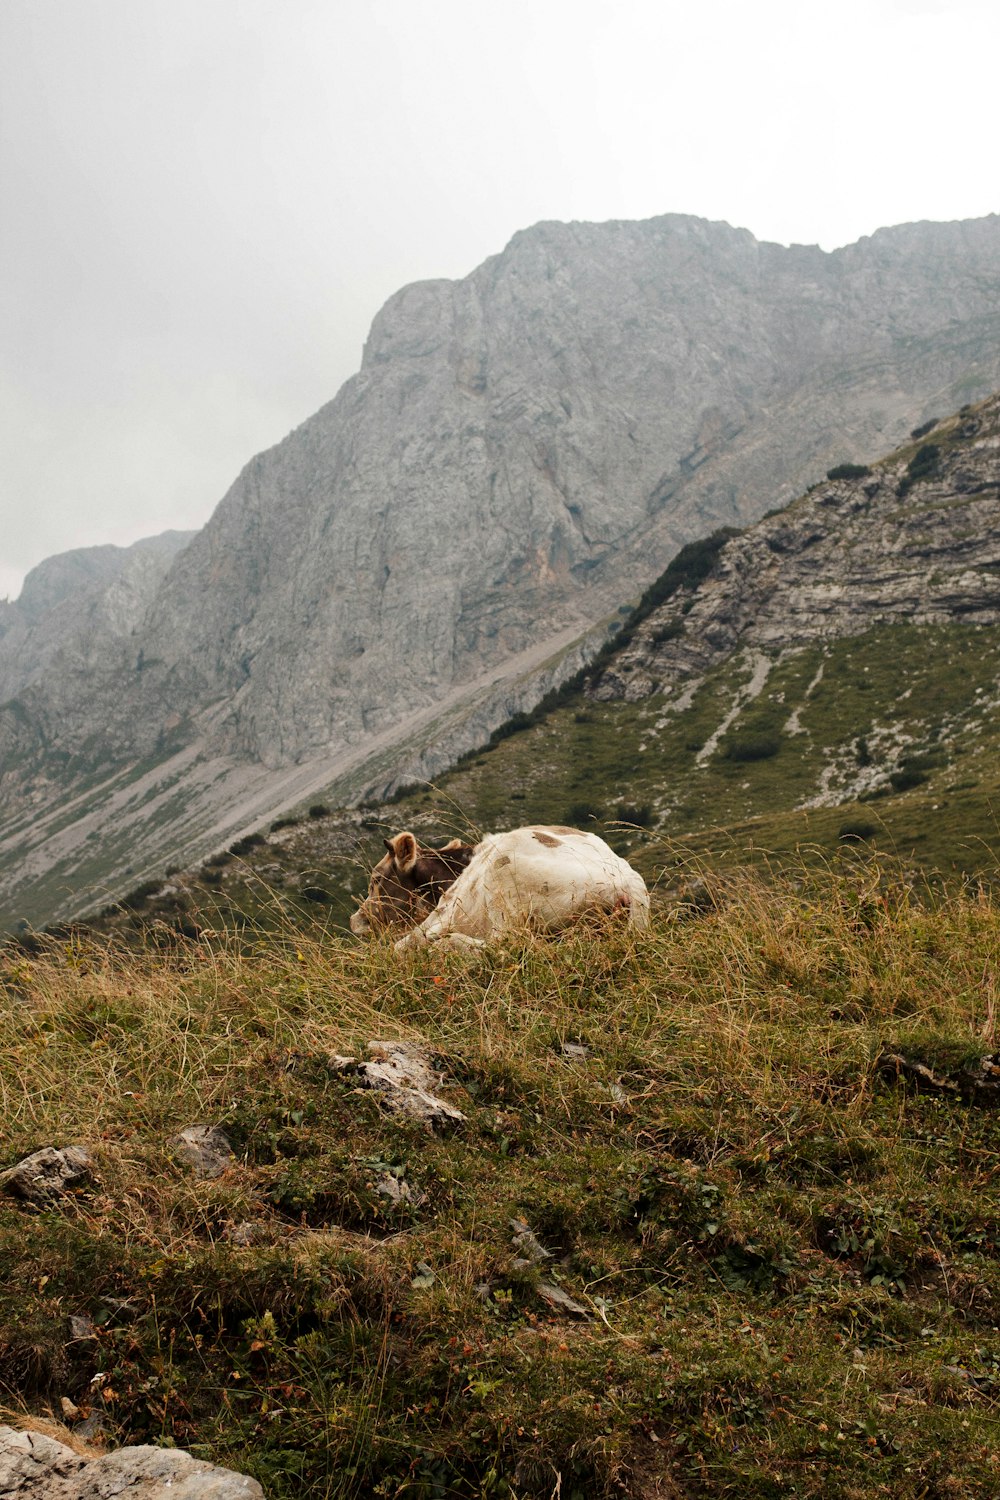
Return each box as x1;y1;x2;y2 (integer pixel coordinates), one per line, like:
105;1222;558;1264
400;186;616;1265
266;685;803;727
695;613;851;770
331;1042;466;1131
168;1125;235;1179
0;1425;262;1498
0;1147;92;1205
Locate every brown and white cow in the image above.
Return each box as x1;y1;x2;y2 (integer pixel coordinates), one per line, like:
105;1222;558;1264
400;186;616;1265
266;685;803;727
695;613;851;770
351;825;650;951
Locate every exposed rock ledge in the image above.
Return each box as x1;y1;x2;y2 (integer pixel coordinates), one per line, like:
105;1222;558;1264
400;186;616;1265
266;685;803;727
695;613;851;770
0;1424;262;1498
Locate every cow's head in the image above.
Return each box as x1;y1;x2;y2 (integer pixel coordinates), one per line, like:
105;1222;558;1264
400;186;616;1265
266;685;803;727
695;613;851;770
350;832;475;936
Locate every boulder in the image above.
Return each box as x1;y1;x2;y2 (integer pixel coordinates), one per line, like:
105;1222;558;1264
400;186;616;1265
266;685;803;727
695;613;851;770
0;1424;263;1498
0;1147;92;1205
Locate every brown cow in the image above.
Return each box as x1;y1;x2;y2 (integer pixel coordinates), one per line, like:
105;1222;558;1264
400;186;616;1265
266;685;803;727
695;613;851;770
352;825;650;951
350;833;475;936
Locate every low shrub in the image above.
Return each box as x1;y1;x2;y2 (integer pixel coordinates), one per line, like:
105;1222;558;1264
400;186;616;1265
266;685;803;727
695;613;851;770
722;733;781;763
565;801;604;824
839;819;880;842
826;462;871;481
889;767;929;792
910;417;938;439
650;619;685;645
230;832;267;858
308;804;331;820
898;442;941;496
615;803;655;828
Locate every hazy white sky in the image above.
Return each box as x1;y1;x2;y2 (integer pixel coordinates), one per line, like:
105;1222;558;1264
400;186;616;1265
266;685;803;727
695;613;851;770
2;0;998;601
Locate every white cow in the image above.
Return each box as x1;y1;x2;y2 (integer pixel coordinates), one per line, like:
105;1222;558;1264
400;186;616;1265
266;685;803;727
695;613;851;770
351;825;650;952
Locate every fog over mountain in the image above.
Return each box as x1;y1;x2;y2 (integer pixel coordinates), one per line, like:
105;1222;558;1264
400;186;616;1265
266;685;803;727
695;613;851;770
3;209;1000;928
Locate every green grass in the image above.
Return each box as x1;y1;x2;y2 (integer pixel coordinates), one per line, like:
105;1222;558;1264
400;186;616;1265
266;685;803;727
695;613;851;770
5;865;1000;1496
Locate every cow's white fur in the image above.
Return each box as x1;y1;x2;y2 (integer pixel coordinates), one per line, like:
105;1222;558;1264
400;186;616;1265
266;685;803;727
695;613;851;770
393;825;650;952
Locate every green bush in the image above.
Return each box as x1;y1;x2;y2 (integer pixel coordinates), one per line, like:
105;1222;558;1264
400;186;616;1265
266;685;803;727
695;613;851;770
910;418;938;440
826;462;871;481
308;803;331;819
565;801;604;824
615;803;655;828
897;443;941;496
722;733;781;763
230;832;267;858
889;767;929;792
839;819;879;842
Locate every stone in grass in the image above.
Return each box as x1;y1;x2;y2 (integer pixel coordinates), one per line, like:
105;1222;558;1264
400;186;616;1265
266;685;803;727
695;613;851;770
169;1125;235;1179
375;1172;424;1206
510;1217;553;1268
330;1042;466;1131
0;1146;92;1205
537;1282;589;1319
0;1423;264;1497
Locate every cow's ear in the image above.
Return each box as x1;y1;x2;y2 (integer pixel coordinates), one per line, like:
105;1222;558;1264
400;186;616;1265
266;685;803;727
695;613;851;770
387;831;418;874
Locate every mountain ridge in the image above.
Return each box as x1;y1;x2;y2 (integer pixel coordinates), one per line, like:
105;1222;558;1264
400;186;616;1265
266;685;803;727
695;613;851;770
5;210;1000;928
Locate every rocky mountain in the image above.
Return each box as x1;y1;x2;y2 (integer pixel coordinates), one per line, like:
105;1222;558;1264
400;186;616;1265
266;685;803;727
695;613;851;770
86;394;1000;947
5;211;1000;930
0;531;195;703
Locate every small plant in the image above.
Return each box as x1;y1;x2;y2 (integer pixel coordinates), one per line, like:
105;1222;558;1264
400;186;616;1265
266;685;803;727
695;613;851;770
308;803;331;820
566;800;604;824
614;803;654;828
650;619;685;645
721;732;781;763
230;832;267;858
826;462;871;481
270;816;302;833
839;818;879;842
910;417;938;439
898;442;941;496
889;766;929;792
117;879;164;911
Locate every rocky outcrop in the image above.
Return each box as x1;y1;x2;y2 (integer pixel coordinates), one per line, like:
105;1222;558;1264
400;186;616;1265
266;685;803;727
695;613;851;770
0;1147;93;1205
590;396;1000;707
0;532;194;705
5;212;1000;929
0;1424;262;1498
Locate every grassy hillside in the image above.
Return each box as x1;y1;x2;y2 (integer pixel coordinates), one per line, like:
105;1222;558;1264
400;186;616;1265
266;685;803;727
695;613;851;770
4;867;1000;1497
86;610;1000;950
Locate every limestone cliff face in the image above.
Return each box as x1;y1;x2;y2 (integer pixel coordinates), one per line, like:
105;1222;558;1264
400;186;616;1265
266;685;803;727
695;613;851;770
0;531;194;704
590;396;1000;708
4;211;1000;927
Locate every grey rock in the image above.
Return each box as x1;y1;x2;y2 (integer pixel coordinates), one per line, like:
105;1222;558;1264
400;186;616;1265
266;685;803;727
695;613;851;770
7;214;1000;930
67;1314;98;1342
168;1126;235;1179
374;1172;423;1206
222;1220;268;1247
510;1218;553;1265
558;1042;589;1062
0;1424;263;1497
331;1042;466;1131
410;1260;436;1289
537;1282;589;1318
0;1146;92;1204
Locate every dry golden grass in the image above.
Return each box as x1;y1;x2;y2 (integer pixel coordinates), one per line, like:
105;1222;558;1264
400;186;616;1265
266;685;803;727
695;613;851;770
3;856;1000;1496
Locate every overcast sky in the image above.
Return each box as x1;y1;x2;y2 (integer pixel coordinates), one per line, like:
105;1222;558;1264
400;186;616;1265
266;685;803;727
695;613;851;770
2;0;998;602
